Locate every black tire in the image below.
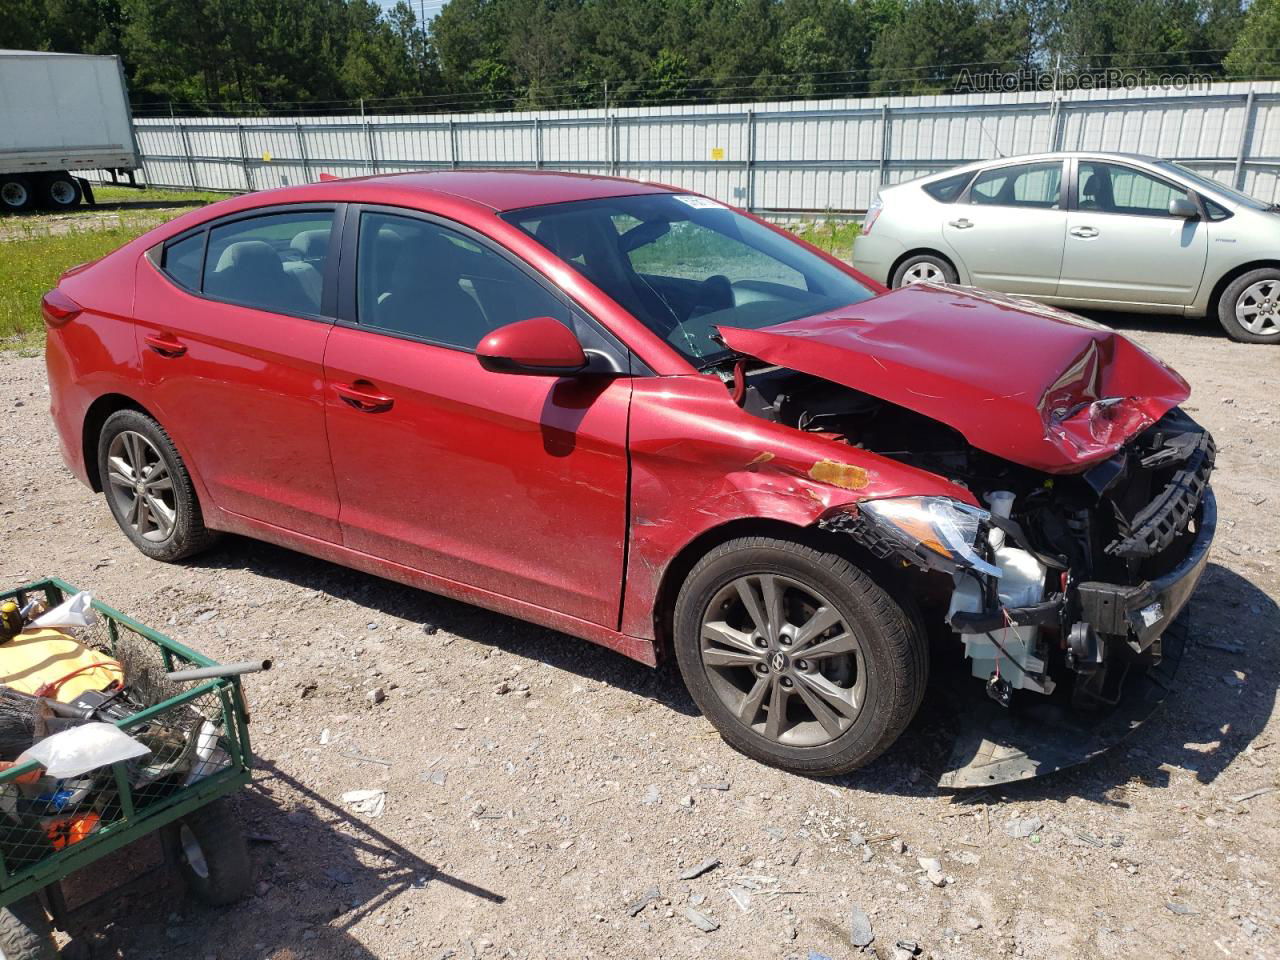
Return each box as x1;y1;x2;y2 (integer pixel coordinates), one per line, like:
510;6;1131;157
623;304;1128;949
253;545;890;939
170;798;252;906
97;408;218;562
0;896;58;960
0;175;36;213
673;536;928;776
39;173;82;210
1217;267;1280;344
891;253;957;288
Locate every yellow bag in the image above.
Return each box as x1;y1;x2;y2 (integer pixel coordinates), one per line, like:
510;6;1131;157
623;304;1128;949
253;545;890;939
0;629;123;702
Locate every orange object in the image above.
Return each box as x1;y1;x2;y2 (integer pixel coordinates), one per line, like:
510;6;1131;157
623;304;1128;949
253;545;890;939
45;812;101;850
0;760;41;784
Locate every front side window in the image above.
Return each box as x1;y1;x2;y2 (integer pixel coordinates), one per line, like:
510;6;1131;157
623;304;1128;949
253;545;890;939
355;211;571;350
203;211;334;315
969;162;1063;208
1077;162;1192;217
504;194;875;365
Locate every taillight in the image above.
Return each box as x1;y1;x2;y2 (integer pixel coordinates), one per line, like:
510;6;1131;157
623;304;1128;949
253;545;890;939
862;198;883;236
41;289;83;328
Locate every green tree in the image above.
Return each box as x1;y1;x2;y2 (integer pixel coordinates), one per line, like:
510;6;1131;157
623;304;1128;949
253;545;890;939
1225;0;1280;79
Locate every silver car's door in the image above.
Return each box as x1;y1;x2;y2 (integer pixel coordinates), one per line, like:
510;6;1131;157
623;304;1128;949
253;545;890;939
941;160;1066;295
1059;160;1208;307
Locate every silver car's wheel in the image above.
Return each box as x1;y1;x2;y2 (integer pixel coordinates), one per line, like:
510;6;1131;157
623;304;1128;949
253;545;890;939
1219;267;1280;343
1235;279;1280;337
891;253;958;288
700;573;867;748
105;429;178;542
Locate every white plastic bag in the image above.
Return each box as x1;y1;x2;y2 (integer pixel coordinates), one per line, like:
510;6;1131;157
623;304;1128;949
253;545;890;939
19;723;150;778
30;591;98;630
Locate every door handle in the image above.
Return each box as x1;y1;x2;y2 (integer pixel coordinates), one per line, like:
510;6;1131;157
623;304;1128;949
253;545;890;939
144;333;187;358
948;218;974;229
334;381;395;413
1070;226;1099;238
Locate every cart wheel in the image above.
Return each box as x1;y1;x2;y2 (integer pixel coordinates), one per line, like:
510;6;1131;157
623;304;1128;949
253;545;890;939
171;799;252;906
0;896;57;960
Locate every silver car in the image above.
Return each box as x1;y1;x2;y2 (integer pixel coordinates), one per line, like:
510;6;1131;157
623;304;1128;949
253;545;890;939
851;151;1280;343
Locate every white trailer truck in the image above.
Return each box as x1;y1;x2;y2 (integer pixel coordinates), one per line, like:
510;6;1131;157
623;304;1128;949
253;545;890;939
0;50;141;212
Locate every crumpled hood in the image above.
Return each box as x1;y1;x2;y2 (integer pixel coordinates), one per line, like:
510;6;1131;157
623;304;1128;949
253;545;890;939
717;283;1190;474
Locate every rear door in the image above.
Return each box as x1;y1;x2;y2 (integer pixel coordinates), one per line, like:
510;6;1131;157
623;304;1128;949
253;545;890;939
136;206;343;541
942;159;1067;295
1058;160;1208;307
322;205;632;626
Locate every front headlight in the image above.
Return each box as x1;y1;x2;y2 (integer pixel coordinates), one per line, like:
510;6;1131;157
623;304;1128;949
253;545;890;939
858;496;1001;578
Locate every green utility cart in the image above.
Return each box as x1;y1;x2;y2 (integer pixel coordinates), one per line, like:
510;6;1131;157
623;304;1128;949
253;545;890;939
0;578;255;959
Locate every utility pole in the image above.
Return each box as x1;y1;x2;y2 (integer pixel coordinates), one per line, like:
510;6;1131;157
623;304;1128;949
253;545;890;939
603;79;609;114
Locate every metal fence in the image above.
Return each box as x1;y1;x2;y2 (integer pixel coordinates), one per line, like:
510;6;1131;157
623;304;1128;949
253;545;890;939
127;81;1280;213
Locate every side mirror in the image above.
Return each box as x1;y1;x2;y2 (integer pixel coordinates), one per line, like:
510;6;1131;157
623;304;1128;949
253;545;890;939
476;316;588;376
1168;197;1200;219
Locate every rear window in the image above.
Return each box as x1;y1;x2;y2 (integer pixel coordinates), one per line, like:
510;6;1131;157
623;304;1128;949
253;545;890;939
923;172;973;203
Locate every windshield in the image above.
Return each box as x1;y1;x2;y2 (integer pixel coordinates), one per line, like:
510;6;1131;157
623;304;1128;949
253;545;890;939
502;194;875;366
1158;161;1273;211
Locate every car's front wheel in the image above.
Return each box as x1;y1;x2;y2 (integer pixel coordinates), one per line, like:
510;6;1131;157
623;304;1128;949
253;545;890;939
673;537;927;776
97;409;218;562
1218;268;1280;343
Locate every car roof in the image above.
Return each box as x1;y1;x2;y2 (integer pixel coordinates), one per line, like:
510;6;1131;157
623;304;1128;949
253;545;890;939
905;151;1169;186
268;170;679;213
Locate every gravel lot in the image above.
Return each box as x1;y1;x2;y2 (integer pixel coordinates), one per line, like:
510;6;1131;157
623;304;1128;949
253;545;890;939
1;314;1277;960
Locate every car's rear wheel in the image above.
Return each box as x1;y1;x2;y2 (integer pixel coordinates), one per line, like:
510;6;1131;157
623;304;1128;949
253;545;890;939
891;253;957;288
673;537;927;776
1218;268;1280;343
97;409;218;562
0;175;36;213
39;173;82;210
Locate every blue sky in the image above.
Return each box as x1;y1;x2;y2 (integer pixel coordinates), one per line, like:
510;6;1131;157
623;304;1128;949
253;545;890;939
382;0;448;18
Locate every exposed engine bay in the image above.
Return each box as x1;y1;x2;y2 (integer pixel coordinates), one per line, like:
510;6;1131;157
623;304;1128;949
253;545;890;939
729;362;1216;713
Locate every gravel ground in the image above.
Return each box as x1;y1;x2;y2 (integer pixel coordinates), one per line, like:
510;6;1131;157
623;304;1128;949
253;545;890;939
0;313;1277;960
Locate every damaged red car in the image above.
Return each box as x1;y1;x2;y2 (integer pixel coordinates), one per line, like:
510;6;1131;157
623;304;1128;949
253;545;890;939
43;172;1216;785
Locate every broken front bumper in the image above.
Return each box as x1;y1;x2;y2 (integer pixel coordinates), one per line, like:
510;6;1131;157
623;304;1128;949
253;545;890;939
938;487;1216;789
1077;487;1216;653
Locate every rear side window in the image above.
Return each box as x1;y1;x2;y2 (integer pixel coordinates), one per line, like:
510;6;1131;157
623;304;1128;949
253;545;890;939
203;211;334;315
162;233;205;290
969;161;1063;208
923;172;973;203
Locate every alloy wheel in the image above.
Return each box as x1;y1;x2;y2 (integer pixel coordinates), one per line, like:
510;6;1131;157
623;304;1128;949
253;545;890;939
901;262;944;285
1235;279;1280;336
699;573;866;748
105;430;178;542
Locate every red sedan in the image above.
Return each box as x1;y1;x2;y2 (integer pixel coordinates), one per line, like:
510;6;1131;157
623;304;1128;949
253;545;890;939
44;172;1215;782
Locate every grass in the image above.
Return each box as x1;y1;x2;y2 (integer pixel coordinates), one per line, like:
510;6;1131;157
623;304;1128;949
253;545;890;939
92;184;230;205
788;217;861;261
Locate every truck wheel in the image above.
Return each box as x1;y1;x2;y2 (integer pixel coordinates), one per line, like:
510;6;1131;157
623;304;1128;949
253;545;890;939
170;798;253;906
1217;267;1280;343
40;173;82;210
0;175;36;213
0;896;58;960
97;409;218;562
673;537;928;776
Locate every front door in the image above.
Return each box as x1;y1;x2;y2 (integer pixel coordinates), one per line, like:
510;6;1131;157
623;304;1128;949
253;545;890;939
942;159;1067;295
1058;160;1208;307
136;206;342;541
323;207;632;626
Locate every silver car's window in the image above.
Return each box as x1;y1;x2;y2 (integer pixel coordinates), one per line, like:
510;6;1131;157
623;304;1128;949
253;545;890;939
968;161;1062;209
1158;161;1270;211
923;171;973;203
504;194;874;366
1078;162;1191;218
